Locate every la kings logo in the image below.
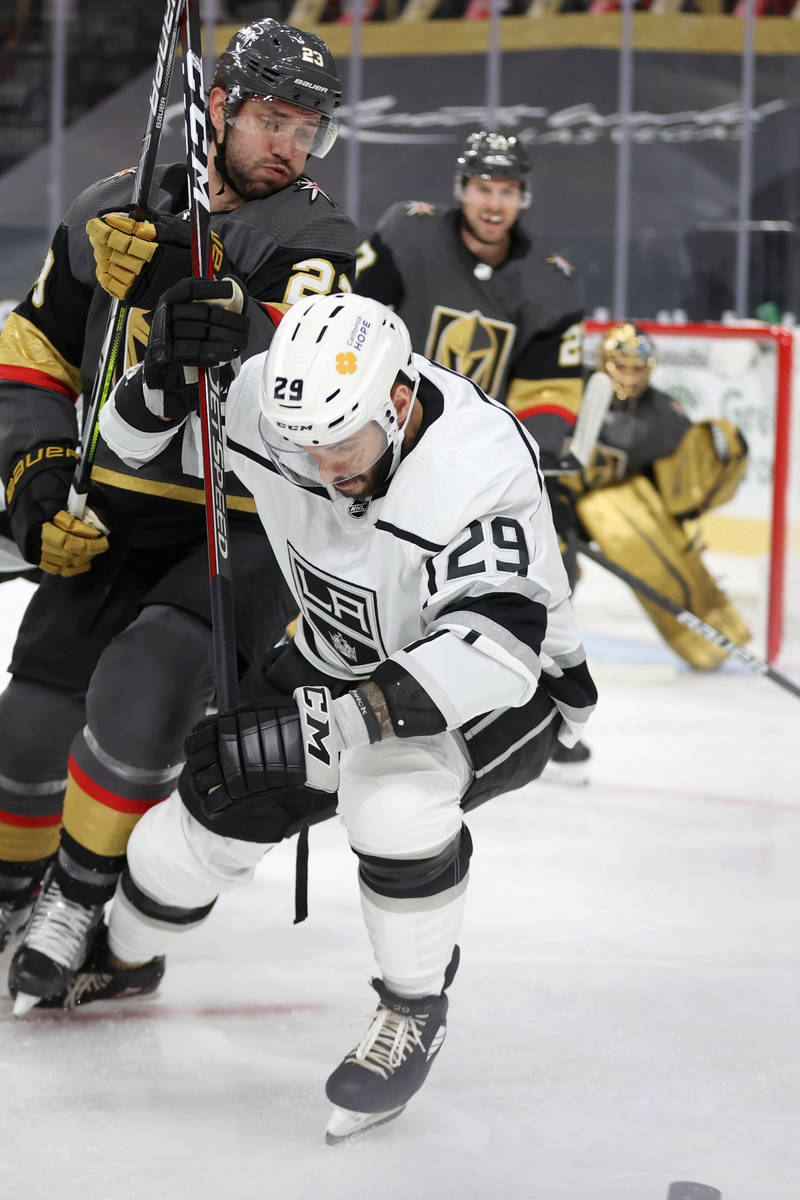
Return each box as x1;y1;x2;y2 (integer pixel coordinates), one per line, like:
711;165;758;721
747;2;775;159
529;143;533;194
425;306;516;397
288;543;388;670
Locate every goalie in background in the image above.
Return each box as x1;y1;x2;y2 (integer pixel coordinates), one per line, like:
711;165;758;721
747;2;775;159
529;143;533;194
552;323;750;670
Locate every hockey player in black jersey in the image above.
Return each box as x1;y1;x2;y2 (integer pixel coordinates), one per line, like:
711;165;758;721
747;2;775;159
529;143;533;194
355;130;590;779
1;20;357;1001
354;129;585;451
48;288;597;1141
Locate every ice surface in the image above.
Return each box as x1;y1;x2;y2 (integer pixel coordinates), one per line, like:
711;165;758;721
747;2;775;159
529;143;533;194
1;569;798;1200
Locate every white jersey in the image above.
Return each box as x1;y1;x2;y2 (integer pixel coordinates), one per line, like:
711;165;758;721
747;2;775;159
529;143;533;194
101;354;596;746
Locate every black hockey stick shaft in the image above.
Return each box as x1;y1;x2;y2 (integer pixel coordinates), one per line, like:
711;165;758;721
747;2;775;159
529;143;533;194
574;536;800;700
181;0;238;712
68;0;184;516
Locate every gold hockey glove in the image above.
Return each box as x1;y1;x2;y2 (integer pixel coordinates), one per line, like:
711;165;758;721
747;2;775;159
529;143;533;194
5;441;110;576
39;509;110;577
86;209;192;306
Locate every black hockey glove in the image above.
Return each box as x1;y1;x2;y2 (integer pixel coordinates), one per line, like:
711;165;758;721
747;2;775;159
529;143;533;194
86;208;193;307
143;276;249;421
183;686;341;816
5;442;109;576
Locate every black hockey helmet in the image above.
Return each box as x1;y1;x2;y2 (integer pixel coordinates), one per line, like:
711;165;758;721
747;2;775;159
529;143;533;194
212;19;341;159
454;130;532;207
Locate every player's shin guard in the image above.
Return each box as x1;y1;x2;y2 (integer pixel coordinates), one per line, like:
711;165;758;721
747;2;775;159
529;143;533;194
356;826;471;996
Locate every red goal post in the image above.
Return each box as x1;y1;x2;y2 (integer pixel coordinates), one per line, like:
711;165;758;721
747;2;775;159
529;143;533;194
583;320;796;664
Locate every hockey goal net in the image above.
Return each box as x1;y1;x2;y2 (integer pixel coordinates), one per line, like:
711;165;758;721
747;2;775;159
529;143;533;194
583;320;799;666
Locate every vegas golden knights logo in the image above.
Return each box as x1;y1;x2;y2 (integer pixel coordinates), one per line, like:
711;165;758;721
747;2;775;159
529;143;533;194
425;307;516;397
125;307;154;372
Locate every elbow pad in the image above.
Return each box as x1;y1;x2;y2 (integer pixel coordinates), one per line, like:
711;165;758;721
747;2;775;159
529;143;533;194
370;659;447;738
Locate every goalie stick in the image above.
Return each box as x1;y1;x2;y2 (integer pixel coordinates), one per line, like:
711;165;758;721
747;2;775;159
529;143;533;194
180;0;239;711
68;0;184;518
574;536;800;701
569;370;616;468
667;1183;722;1200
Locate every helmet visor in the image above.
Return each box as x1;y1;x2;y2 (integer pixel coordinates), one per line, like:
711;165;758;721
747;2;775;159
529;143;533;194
259;416;390;489
225;93;338;158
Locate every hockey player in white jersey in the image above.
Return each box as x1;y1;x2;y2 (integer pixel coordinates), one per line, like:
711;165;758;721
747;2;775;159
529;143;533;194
37;288;597;1142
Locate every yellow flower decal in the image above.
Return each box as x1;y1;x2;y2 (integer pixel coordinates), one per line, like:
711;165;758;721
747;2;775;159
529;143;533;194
336;352;357;375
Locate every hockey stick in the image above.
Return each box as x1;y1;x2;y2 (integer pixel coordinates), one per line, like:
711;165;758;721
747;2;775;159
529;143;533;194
67;0;184;518
180;0;239;711
574;536;800;700
667;1183;722;1200
569;370;615;467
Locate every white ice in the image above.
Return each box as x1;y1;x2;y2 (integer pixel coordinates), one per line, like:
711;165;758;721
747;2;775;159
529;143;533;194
1;563;798;1200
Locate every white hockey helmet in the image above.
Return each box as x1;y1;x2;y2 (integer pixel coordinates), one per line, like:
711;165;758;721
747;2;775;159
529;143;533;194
258;293;419;490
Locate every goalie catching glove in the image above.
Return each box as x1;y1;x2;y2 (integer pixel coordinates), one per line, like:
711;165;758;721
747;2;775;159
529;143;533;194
85;208;193;306
143;276;249;421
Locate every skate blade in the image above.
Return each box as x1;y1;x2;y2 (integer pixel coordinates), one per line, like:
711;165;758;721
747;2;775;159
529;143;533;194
325;1103;406;1145
12;991;40;1017
539;760;590;788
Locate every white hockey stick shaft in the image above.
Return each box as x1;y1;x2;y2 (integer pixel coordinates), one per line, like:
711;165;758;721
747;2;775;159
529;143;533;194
569;370;615;467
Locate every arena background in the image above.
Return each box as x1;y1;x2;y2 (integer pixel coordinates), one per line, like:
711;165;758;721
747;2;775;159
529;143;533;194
0;15;799;318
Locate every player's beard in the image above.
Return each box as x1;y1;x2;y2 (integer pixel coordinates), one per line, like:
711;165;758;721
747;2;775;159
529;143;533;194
332;446;394;499
218;134;303;201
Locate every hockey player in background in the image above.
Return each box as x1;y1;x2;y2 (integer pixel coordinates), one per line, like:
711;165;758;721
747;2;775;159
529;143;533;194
552;323;751;667
355;129;589;775
0;19;357;1001
12;289;598;1142
355;129;584;441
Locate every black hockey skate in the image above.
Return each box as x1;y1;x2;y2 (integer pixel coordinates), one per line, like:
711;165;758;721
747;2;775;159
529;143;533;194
8;870;104;1016
541;738;591;786
36;921;166;1010
0;893;35;954
325;978;450;1144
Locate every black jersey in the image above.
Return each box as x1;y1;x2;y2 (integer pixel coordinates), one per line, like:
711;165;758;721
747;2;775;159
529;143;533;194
354;201;584;456
580;383;693;489
0;164;357;547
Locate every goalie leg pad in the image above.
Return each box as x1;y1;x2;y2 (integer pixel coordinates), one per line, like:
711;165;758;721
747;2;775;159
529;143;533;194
576;477;751;669
652;419;748;518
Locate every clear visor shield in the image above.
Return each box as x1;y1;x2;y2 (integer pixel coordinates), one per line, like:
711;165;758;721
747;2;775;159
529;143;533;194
225;93;338;158
259;417;392;489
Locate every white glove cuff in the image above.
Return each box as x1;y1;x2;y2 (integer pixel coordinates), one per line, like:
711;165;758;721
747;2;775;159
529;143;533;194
293;685;340;793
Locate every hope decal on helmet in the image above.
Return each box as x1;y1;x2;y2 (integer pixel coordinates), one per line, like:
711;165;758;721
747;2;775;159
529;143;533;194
258;294;419;494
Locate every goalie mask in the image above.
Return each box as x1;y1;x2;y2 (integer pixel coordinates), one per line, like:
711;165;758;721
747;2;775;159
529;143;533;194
454;130;532;208
212;19;341;162
598;323;657;403
259;294;419;497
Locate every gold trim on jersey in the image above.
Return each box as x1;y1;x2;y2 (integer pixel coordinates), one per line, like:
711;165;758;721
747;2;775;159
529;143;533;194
425;306;515;398
506;376;582;419
89;466;258;512
0;312;83;398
